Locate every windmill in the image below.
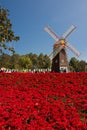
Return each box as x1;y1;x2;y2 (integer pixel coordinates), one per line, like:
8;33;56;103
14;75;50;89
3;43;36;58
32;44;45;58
44;25;80;72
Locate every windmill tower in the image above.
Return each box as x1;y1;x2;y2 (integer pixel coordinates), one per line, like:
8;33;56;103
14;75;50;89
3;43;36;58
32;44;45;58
44;25;80;72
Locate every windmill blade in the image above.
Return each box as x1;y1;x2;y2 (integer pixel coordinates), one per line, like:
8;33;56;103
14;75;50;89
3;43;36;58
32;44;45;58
66;42;80;57
62;25;76;39
44;25;59;41
49;46;63;60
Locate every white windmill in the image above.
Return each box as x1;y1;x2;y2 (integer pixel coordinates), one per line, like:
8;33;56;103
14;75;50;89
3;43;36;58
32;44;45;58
44;25;80;72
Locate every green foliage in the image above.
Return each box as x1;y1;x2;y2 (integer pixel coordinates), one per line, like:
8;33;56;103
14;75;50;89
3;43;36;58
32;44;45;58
0;53;87;72
69;57;79;71
77;60;87;72
38;53;50;69
0;53;11;68
69;57;87;72
0;53;86;72
10;54;21;69
19;56;32;69
0;53;51;70
0;5;20;54
27;53;38;69
26;53;51;69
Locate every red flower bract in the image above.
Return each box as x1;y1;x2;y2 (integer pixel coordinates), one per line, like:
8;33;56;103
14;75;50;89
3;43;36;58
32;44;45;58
0;72;87;129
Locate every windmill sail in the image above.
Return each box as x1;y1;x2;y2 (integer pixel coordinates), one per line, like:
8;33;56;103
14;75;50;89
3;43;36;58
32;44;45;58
66;42;80;57
44;24;80;72
44;26;59;41
62;25;76;39
49;45;63;59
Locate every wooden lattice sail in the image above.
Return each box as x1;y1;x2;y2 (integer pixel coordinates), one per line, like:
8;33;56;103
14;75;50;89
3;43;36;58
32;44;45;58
44;25;80;72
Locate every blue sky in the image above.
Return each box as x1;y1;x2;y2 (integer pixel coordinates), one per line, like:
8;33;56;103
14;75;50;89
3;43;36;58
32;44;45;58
0;0;87;61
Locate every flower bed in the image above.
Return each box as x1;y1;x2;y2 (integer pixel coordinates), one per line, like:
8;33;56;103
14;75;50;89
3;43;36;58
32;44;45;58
0;72;87;129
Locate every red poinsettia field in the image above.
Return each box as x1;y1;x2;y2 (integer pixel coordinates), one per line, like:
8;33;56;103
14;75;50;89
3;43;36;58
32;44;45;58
0;72;87;129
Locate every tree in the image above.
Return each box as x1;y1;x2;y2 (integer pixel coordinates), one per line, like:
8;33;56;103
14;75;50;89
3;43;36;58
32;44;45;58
0;6;20;54
42;54;51;68
10;54;21;69
27;53;38;69
19;56;32;69
0;53;11;68
38;53;45;68
77;60;86;72
27;53;51;69
69;57;79;72
0;52;51;70
38;53;51;69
